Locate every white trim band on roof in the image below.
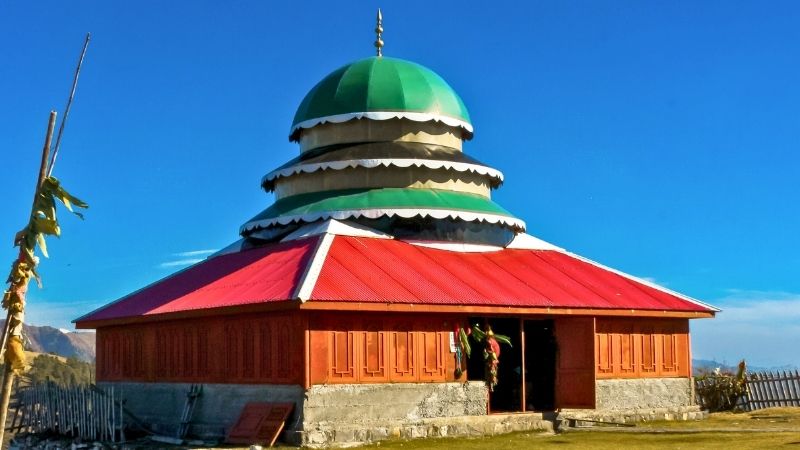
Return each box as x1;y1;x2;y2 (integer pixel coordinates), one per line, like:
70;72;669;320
262;158;504;187
290;111;474;137
240;208;526;234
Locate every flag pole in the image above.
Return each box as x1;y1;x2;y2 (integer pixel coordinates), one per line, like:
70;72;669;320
48;33;91;177
0;111;57;447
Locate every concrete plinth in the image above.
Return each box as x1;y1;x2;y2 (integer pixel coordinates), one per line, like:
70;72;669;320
561;377;703;426
596;377;693;411
101;377;703;447
98;382;304;439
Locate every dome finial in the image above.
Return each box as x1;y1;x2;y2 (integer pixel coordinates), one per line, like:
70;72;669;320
374;8;384;57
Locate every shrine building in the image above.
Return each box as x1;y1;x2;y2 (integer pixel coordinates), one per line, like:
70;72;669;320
75;12;716;447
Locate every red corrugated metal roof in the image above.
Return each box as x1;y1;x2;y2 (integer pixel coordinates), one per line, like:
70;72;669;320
310;236;713;312
76;237;319;323
76;233;713;326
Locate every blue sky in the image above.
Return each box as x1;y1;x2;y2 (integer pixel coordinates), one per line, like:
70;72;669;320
1;1;798;367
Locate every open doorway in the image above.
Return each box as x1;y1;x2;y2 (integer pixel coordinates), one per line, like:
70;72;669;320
465;317;559;413
524;320;557;411
465;317;523;412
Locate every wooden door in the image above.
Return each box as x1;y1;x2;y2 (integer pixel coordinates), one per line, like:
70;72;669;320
554;317;596;409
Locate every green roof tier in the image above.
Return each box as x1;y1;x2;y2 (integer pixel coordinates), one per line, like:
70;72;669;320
241;188;524;233
290;57;473;141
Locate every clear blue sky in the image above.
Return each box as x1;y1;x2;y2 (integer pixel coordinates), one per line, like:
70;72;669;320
1;1;798;368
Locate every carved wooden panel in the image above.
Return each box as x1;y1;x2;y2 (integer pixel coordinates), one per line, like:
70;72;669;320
358;327;388;382
619;331;636;375
329;330;357;382
660;332;678;373
595;318;690;379
417;330;446;381
308;313;455;384
639;329;657;374
390;329;416;381
596;332;613;375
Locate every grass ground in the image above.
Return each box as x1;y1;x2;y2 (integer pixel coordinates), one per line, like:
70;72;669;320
355;408;800;450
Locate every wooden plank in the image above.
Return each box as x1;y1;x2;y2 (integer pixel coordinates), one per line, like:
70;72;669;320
226;402;295;446
111;387;116;443
752;373;765;408
790;371;800;407
554;317;596;409
779;372;789;407
767;372;779;408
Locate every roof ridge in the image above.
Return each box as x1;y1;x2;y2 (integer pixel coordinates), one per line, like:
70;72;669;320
294;233;336;301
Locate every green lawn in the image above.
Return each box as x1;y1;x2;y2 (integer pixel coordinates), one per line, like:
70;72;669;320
355;408;800;450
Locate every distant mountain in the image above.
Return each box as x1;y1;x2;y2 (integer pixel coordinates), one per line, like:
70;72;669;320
693;358;798;375
2;321;95;362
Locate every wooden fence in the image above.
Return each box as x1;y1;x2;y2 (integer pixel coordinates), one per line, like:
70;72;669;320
7;381;123;442
743;370;800;411
695;370;800;412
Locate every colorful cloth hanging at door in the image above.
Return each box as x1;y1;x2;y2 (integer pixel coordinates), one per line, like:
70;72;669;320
453;323;472;378
470;324;512;392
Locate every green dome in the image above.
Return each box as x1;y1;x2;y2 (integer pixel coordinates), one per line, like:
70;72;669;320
290;57;472;141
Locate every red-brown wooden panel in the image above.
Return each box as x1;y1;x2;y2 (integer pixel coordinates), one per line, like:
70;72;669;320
555;317;596;409
359;327;388;382
96;312;304;384
594;318;690;379
390;329;416;381
417;330;446;381
619;328;636;376
226;402;295;446
596;332;612;376
307;313;455;384
329;330;357;382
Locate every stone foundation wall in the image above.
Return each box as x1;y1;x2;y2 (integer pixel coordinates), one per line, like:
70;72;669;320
561;377;704;425
596;377;693;411
297;413;553;448
303;382;487;423
296;382;492;447
100;378;702;447
97;382;305;439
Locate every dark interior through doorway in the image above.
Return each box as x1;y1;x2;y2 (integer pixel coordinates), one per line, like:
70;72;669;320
524;319;557;411
465;318;557;413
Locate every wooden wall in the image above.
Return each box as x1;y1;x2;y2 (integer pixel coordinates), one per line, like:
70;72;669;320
308;313;462;384
96;312;305;384
96;312;692;386
595;318;690;379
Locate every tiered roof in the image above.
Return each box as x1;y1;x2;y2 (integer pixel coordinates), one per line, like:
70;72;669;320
75;20;717;327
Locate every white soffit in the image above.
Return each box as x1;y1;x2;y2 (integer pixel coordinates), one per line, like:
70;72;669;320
281;218;392;242
403;240;504;253
506;233;564;251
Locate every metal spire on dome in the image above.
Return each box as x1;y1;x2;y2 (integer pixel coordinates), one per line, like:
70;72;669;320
374;8;384;57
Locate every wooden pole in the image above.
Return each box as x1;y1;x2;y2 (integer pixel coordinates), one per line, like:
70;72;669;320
0;111;57;448
48;33;91;177
520;318;526;412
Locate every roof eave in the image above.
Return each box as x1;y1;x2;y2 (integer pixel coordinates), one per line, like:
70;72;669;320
297;301;716;319
289;111;474;142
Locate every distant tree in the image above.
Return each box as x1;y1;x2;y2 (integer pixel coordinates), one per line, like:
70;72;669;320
26;355;94;386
